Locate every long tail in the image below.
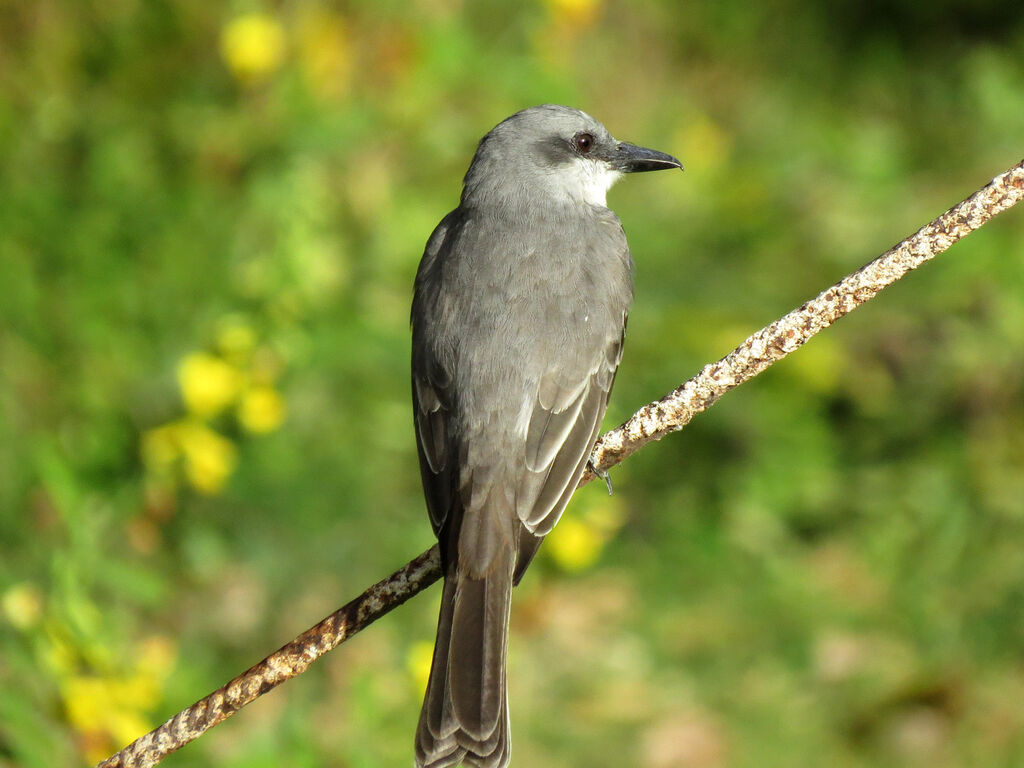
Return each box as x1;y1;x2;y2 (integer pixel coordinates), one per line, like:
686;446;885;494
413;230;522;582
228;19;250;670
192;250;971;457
415;551;513;768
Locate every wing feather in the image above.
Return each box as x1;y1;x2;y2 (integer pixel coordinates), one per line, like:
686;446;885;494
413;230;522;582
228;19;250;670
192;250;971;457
412;213;460;539
524;382;588;472
515;322;626;536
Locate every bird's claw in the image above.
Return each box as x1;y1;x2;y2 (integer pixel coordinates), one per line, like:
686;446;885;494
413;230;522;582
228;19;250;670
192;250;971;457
588;460;613;495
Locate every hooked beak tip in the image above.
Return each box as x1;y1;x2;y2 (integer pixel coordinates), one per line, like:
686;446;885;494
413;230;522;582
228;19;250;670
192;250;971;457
614;142;683;173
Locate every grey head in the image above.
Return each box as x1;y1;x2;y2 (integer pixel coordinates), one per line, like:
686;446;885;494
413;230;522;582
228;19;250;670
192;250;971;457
461;104;682;211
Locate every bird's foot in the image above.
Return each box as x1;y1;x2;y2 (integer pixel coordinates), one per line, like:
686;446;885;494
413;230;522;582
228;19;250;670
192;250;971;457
588;460;613;495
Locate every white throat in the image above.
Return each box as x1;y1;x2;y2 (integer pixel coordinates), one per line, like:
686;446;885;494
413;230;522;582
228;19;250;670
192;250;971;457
552;159;622;208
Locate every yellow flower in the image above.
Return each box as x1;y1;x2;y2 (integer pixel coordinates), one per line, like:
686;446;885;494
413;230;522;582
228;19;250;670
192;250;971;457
406;640;435;694
220;13;286;83
177;421;238;494
545;493;626;572
62;635;177;764
545;516;604;572
237;385;286;434
64;676;152;762
177;352;242;418
2;582;44;630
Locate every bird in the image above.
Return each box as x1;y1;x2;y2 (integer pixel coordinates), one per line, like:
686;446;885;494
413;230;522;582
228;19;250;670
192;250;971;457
411;104;682;768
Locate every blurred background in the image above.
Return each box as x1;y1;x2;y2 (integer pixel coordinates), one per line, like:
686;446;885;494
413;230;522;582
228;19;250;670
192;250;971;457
2;1;1024;766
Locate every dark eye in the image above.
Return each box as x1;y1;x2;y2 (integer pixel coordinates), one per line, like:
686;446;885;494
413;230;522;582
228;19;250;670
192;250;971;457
573;132;595;154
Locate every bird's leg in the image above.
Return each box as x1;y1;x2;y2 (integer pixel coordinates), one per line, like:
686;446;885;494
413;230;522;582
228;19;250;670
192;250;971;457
588;460;614;495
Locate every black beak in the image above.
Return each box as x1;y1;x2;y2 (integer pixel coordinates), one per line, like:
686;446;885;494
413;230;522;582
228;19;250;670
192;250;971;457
612;142;683;173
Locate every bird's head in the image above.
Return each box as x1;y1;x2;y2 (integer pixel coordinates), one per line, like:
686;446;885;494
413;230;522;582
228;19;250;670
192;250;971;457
462;104;682;210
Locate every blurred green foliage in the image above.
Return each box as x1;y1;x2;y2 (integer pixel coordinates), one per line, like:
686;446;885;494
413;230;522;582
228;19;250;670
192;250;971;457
2;1;1024;766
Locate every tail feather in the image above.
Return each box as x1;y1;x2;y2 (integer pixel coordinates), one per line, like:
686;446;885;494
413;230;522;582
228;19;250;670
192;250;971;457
416;550;513;768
